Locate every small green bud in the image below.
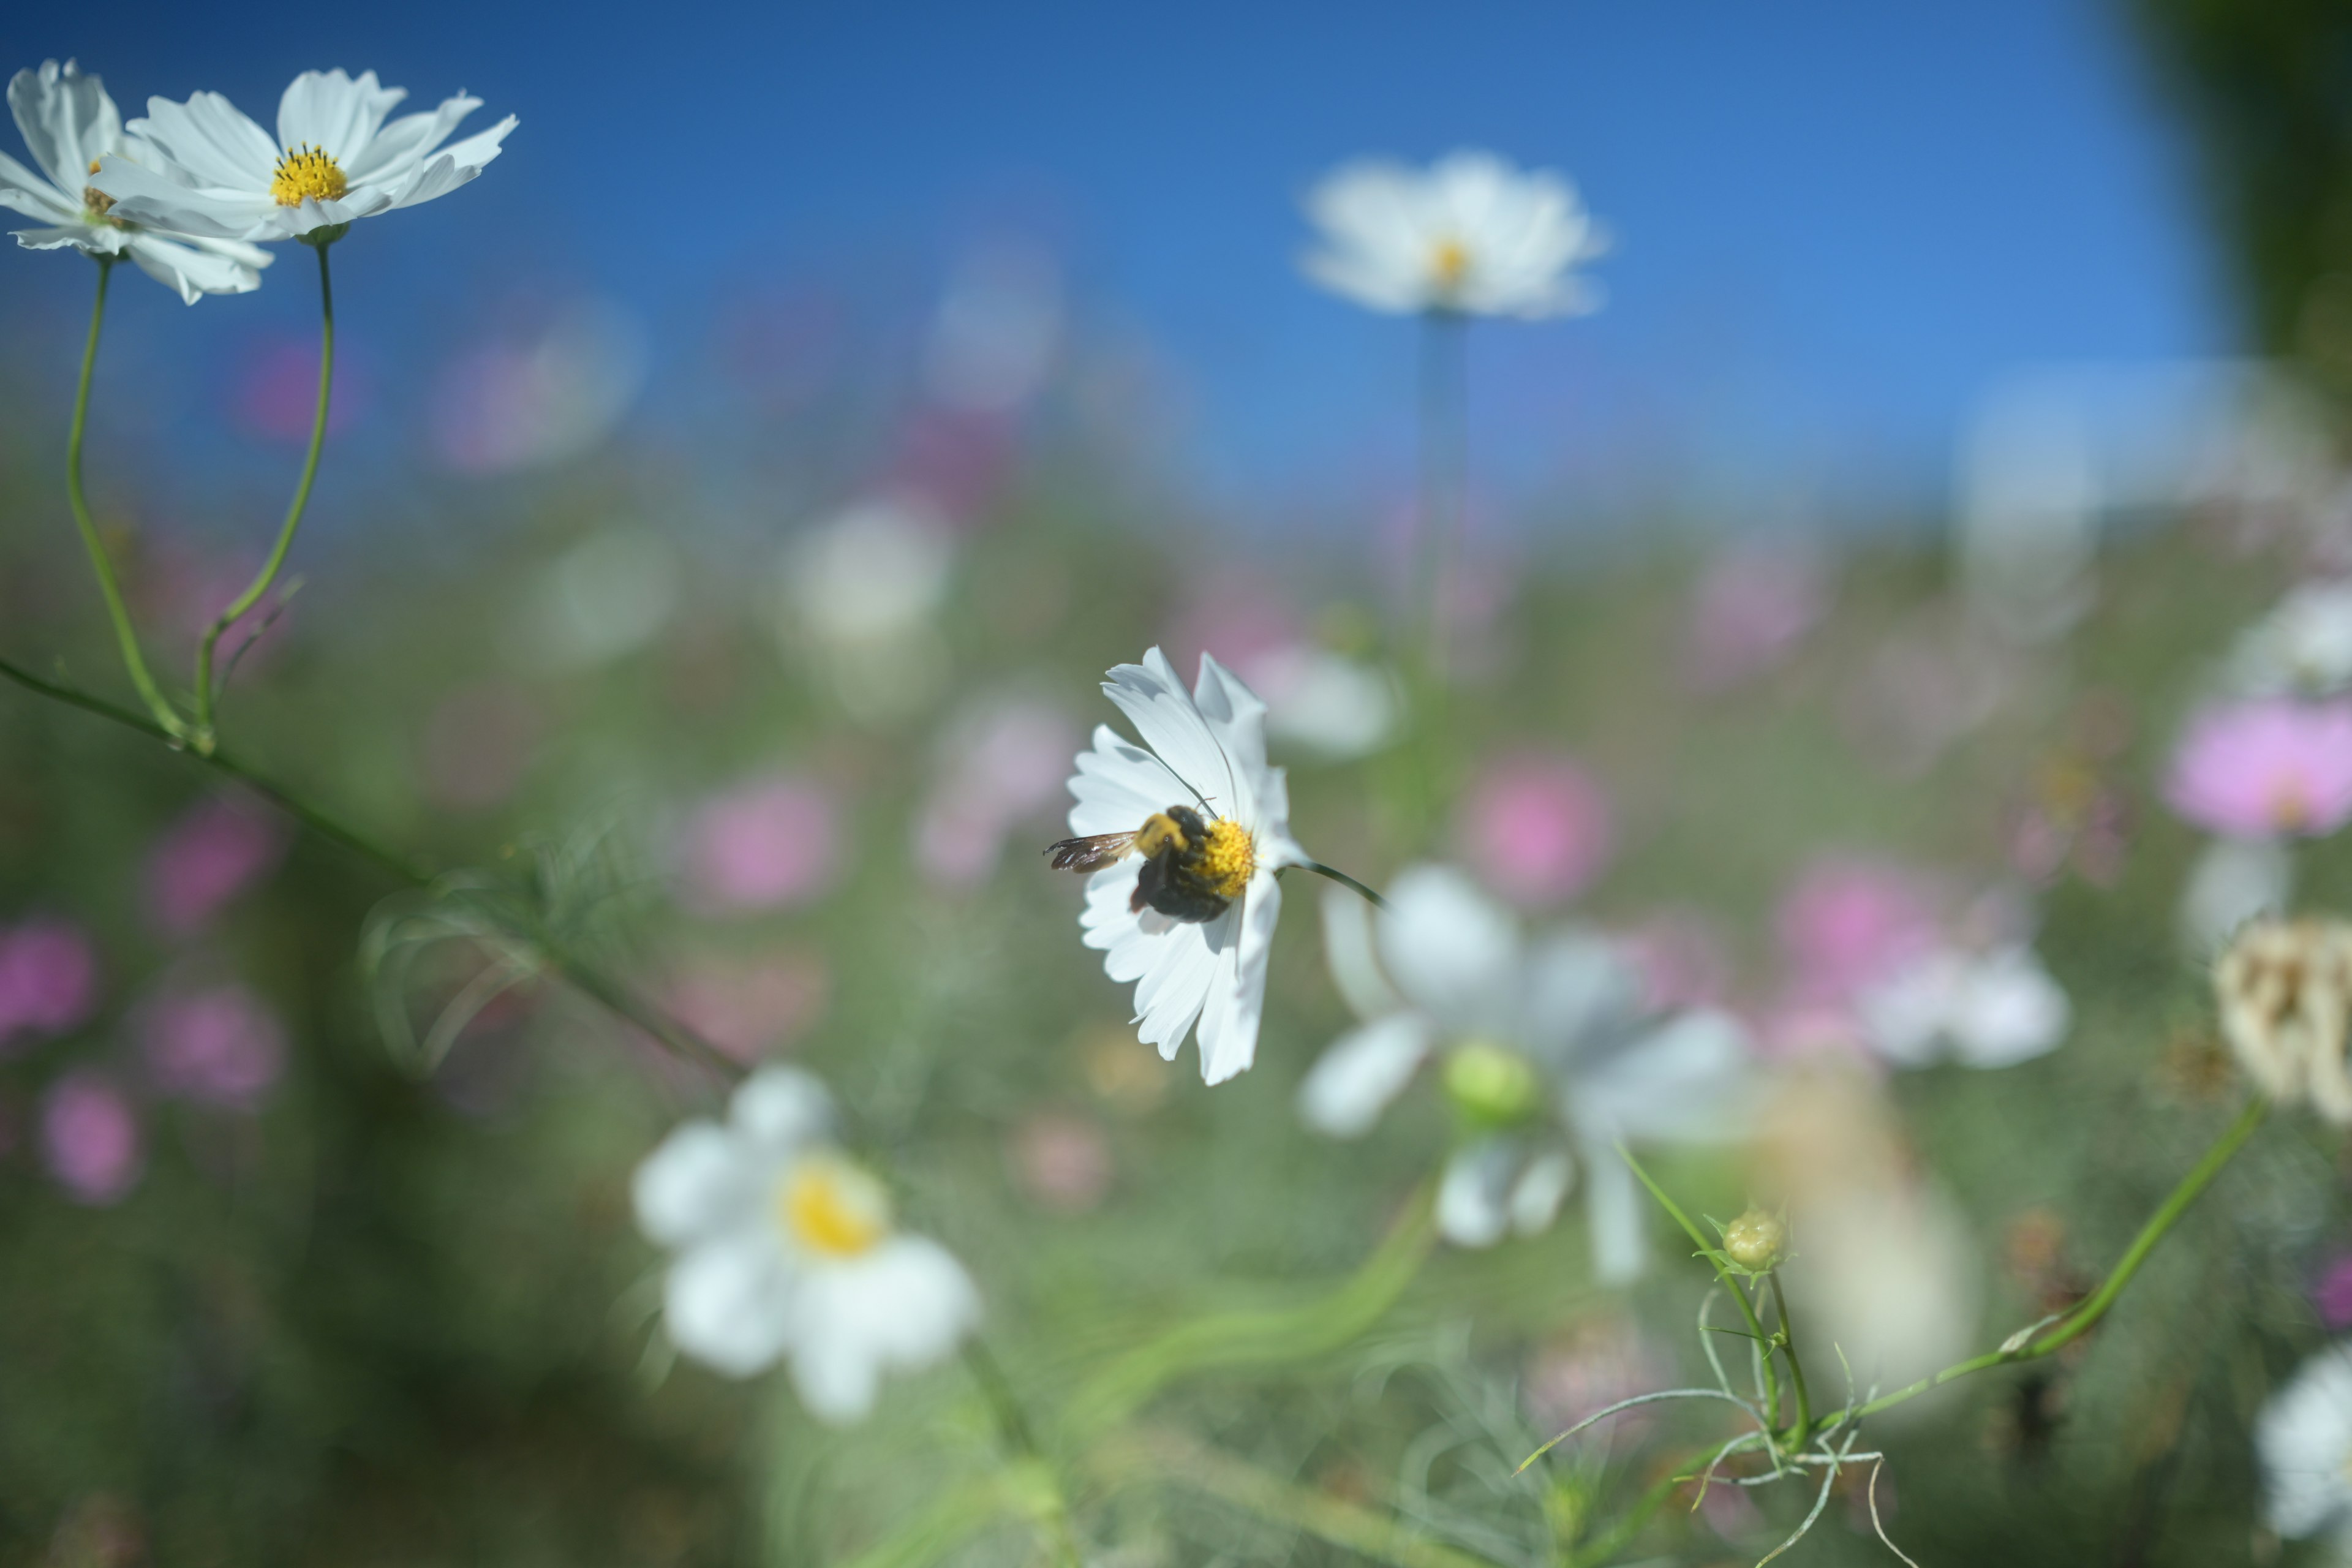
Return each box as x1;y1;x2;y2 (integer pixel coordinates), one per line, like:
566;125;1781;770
1723;1208;1786;1271
1443;1040;1541;1126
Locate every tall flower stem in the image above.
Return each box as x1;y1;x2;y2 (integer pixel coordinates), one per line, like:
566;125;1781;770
1295;859;1389;910
64;255;184;739
192;236;336;750
1767;1270;1812;1446
0;650;739;1081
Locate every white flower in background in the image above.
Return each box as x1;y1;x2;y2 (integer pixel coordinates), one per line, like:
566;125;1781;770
93;69;514;243
1854;944;2070;1068
778;494;957;722
2177;835;2292;957
1301;150;1608;319
1057;648;1307;1084
2259;1343;2352;1550
1253;645;1401;760
1;61;270;302
1297;865;1749;1279
631;1066;981;1423
2214;916;2352;1123
2231;579;2352;698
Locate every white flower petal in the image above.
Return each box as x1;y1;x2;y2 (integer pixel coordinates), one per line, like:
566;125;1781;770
1376;864;1521;1032
1297;1012;1435;1136
9;61;120;194
729;1065;833;1155
125;230;264;301
664;1228;798;1377
1320;884;1404;1022
1194;894;1264;1085
0;148;78;219
128;91;278;189
1572;1009;1751;1141
1069;723;1176;836
1102;647;1235;819
277;69;407;164
1509;1148;1575;1237
1949;948;2069;1067
1581;1147;1649;1282
92;153;269;239
342;92;477;183
1436;1137;1519;1248
633;1120;758;1246
783;1235;981;1425
2261;1343;2352;1538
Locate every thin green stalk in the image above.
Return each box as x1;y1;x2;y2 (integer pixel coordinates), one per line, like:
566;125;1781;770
1415;309;1466;680
193;236;336;747
0;650;741;1082
62;256;183;737
1853;1096;2266;1422
1618;1145;1781;1427
1767;1271;1812;1447
1296;858;1388;909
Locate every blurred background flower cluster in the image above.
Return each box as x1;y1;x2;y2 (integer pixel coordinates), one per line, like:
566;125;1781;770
12;2;2352;1564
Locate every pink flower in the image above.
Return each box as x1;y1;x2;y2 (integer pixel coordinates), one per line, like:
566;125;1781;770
1007;1112;1114;1214
143;985;287;1110
2165;699;2352;839
0;919;100;1050
1618;912;1732;1010
679;775;842;914
1775;857;1940;1007
145;799;287;936
1453;754;1614;908
914;697;1079;888
40;1072;142;1205
1683;548;1830;693
665;952;829;1062
2315;1255;2352;1331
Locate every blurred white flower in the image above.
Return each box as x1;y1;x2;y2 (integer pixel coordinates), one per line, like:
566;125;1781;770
2214;916;2352;1121
432;298;647;474
502;527;680;674
1060;648;1307;1085
1;60;270;301
633;1066;980;1422
1854;944;2070;1069
1301;150;1608;319
923;238;1061;413
96;69;514;243
2259;1342;2352;1548
1252;645;1400;760
778;494;957;722
2231;580;2352;699
914;693;1079;889
2177;835;2292;957
1298;865;1750;1278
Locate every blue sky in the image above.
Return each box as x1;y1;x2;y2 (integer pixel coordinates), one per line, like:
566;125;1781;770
6;0;2231;521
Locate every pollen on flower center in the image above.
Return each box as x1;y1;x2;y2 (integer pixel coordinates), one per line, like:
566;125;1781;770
1430;238;1471;288
270;143;347;207
1197;816;1256;899
775;1155;891;1258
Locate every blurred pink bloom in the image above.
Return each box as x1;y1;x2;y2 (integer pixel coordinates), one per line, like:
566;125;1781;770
419;680;543;812
666;951;829;1063
1523;1313;1670;1442
143;985;287;1110
1619;912;1732;1010
146;799;287;935
1683;548;1830;693
138;544;287;678
679;775;842;914
0;918;100;1050
2315;1255;2352;1331
915;696;1080;888
237;336;364;442
2164;699;2352;839
1454;754;1613;908
1752;1000;1874;1063
1165;569;1300;680
1008;1112;1114;1215
40;1073;141;1205
1776;857;1942;1007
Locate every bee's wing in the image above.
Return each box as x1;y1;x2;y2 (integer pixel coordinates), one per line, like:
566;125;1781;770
1046;832;1137;873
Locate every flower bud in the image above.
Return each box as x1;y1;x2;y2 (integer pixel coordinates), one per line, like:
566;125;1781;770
1723;1208;1786;1270
1443;1041;1542;1127
2214;916;2352;1123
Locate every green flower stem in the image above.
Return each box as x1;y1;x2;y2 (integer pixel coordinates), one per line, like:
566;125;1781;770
1416;309;1466;680
192;236;336;750
1618;1146;1783;1430
63;256;184;738
1068;1181;1436;1434
0;650;739;1080
1294;858;1389;909
1852;1095;2266;1423
1767;1270;1812;1447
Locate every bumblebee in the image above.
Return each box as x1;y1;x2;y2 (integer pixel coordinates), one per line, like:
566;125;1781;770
1047;804;1256;924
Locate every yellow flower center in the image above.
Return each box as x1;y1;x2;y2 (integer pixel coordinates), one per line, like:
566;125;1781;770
1197;816;1257;900
270;144;347;207
1430;238;1471;290
775;1155;891;1258
2271;777;2313;833
1444;1039;1542;1125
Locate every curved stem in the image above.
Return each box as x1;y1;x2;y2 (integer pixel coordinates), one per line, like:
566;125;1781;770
0;650;742;1083
1295;858;1387;910
63;256;184;737
1768;1270;1812;1447
1852;1096;2266;1422
1618;1145;1781;1427
193;237;335;747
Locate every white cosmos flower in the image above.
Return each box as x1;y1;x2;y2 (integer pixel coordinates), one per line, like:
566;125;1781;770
1298;865;1749;1280
1;61;269;302
631;1066;981;1423
1066;647;1308;1084
2231;579;2352;699
92;69;514;244
2260;1342;2352;1548
1301;149;1608;319
1854;943;2070;1069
